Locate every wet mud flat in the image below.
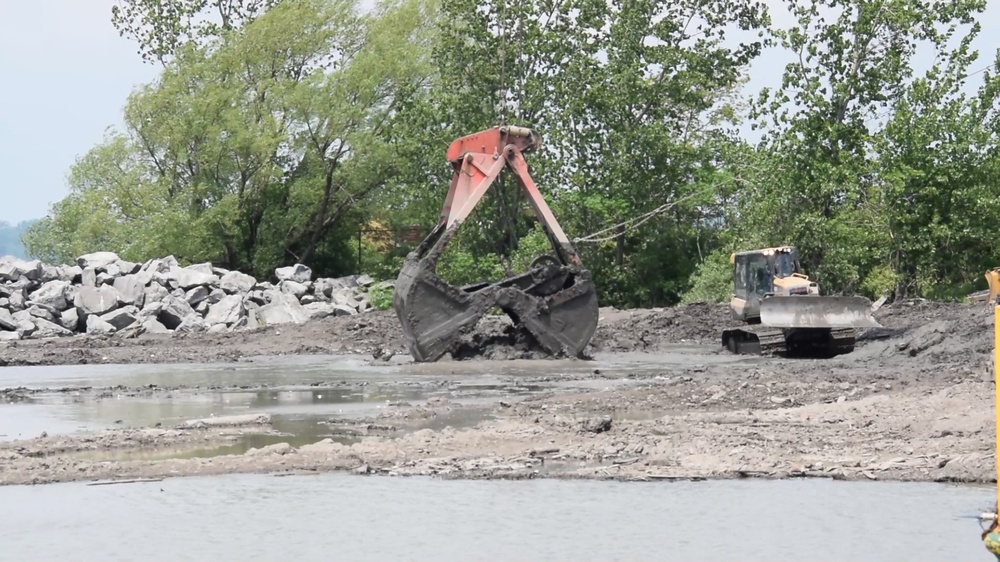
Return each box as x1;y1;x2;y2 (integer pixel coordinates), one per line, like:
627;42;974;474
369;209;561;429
0;299;996;486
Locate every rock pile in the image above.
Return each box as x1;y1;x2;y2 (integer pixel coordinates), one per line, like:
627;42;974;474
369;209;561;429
0;252;390;341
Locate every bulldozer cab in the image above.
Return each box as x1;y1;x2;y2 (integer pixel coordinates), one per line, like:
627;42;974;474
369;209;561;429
731;246;802;300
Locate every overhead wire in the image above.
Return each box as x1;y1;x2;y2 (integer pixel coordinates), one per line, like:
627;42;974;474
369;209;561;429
572;178;737;244
572;61;998;244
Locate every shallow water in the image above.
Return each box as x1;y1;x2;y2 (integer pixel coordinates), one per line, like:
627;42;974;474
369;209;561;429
0;349;738;442
0;348;741;389
0;473;992;561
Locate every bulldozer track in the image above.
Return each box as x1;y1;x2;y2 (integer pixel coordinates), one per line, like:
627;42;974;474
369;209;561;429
722;325;856;357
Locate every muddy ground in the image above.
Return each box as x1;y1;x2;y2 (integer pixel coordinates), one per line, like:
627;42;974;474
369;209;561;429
0;299;997;487
0;302;737;367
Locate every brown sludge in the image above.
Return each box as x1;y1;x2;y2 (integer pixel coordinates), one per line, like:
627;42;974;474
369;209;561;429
0;299;996;487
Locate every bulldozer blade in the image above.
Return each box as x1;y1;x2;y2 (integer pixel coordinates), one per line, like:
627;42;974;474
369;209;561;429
760;296;882;329
393;256;494;362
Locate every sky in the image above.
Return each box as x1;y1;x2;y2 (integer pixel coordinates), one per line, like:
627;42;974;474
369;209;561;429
0;0;997;225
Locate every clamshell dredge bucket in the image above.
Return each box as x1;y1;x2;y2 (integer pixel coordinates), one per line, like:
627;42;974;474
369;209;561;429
393;126;599;362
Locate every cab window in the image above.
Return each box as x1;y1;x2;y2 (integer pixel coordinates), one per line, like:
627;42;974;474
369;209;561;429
748;255;770;294
734;260;747;291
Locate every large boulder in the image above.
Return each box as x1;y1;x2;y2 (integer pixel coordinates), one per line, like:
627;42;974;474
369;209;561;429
204;295;245;326
74;285;119;318
32;318;73;338
113;274;146;307
18;259;43;281
15;318;36;337
331;289;362;310
275;263;312;284
86;315;117;335
0;258;42;282
6;290;24;312
233;307;262;330
27;305;58;323
176;313;208;333
0;308;17;331
279;280;309;299
302;302;336;320
60;308;80;331
185;286;211;306
172;266;219;290
81;267;98;287
76;251;120;271
143;283;169;308
0;261;19;282
333;304;358;316
185;262;216;276
27;280;72;312
58;265;83;283
38;263;60;283
220;270;257;294
157;295;195;330
142;258;173;274
257;292;310;325
206;288;227;304
141;317;170;334
118;260;141;275
101;308;138;331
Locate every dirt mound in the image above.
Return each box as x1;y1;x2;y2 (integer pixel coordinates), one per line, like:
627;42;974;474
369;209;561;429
854;299;993;368
590;303;731;352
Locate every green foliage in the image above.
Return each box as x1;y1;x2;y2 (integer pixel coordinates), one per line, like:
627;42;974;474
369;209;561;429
508;223;552;272
111;0;280;64
366;283;394;311
380;0;771;307
739;0;995;298
30;0;1000;308
680;252;734;304
435;241;506;287
32;0;436;279
859;265;898;300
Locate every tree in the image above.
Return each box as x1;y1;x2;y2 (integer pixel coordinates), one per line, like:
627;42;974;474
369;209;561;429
28;0;437;278
739;0;990;294
111;0;282;64
870;47;1000;298
378;0;771;306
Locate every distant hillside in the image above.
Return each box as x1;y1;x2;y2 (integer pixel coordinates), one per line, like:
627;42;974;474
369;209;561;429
0;220;37;260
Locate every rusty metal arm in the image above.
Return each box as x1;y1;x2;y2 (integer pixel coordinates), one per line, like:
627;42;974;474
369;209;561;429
504;146;580;266
440;153;508;228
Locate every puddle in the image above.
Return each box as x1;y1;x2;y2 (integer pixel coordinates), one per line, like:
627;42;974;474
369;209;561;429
63;402;498;463
0;350;743;446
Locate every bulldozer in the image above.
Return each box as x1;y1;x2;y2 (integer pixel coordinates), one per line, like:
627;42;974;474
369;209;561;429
721;245;882;357
985;268;1000;306
392;125;600;362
